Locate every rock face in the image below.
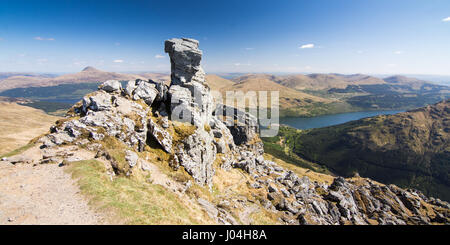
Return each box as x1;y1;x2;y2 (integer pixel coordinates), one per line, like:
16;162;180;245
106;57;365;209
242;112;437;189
165;38;214;128
174;129;216;185
165;38;205;86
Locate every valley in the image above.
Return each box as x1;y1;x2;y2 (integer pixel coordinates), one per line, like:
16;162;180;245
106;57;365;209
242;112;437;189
262;100;450;201
1;68;448;118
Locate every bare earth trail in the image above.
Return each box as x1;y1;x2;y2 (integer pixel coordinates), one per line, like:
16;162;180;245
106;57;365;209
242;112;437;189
0;146;108;225
0;162;106;225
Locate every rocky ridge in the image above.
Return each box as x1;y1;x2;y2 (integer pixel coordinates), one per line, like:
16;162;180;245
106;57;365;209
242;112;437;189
11;38;449;225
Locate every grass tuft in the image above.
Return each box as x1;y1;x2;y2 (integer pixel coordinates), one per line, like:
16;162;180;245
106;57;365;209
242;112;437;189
0;143;35;158
65;159;212;225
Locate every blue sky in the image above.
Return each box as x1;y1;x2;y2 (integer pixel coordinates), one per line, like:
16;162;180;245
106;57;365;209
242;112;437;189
0;0;449;75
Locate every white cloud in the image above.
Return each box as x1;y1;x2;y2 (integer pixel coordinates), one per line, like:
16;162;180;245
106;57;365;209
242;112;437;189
34;37;55;41
442;17;450;22
245;47;254;50
37;58;48;65
299;43;315;49
73;61;87;66
357;50;364;54
394;51;403;55
113;59;124;63
155;54;165;59
387;63;397;67
234;62;252;66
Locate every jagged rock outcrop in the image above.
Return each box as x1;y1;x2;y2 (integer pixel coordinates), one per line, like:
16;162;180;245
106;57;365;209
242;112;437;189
44;90;149;152
39;37;262;187
165;38;214;128
247;158;450;225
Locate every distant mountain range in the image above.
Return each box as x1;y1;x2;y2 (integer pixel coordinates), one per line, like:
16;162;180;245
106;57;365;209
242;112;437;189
0;72;57;80
209;73;449;117
0;67;169;92
0;67;448;117
275;73;387;91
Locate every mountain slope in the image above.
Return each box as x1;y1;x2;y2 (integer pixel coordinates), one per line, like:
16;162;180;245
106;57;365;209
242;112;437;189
0;72;56;80
384;75;425;84
0;102;60;155
219;74;357;117
274;73;386;91
277;100;450;201
205;74;235;91
221;74;332;107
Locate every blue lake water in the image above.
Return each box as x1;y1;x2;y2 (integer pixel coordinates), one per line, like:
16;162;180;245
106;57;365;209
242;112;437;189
279;110;404;130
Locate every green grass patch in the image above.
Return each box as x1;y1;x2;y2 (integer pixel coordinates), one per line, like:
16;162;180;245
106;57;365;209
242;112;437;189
0;143;35;158
262;126;331;174
65;159;211;225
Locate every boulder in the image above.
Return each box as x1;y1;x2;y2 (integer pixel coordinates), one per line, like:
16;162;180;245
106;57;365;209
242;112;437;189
148;118;173;153
83;91;114;112
133;80;158;106
125;80;137;96
125;150;139;167
100;80;122;93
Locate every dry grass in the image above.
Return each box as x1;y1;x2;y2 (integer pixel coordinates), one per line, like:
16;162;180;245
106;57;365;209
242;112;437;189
211;165;281;224
65;159;212;224
205;74;235;91
204;124;211;132
249;208;282;225
172;121;197;143
219;75;332;109
0;102;60;155
0;143;35;158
